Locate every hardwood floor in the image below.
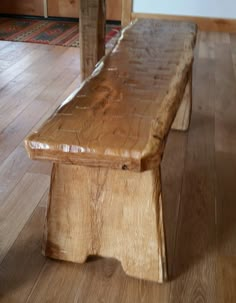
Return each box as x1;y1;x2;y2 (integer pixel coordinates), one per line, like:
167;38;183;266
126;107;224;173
0;32;235;302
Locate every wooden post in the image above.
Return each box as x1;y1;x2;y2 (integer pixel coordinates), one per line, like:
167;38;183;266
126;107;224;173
122;0;132;27
25;19;197;283
79;0;106;80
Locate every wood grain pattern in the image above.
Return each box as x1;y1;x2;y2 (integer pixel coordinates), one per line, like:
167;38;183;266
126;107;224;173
43;163;167;282
25;19;197;172
79;0;106;80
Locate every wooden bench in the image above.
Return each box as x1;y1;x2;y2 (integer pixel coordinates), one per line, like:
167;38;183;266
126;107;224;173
25;19;197;282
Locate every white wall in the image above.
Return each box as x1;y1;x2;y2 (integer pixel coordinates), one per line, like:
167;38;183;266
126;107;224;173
133;0;236;19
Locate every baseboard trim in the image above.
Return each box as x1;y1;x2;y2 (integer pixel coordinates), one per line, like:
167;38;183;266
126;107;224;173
132;13;236;32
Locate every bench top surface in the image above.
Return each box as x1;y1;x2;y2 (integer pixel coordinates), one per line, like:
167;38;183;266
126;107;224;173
25;19;197;171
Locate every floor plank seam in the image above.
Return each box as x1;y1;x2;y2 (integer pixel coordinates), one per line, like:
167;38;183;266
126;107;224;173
0;185;49;267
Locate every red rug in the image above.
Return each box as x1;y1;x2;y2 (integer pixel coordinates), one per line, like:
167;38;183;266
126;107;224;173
0;18;121;47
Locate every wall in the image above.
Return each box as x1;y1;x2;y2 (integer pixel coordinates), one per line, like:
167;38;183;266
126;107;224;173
133;0;236;19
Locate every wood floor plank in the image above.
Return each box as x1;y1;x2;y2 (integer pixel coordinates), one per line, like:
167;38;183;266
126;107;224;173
80;260;125;303
215;45;236;155
0;46;78;114
0;69;79;161
35;68;79;103
0;65;79;133
169;57;217;302
119;275;169;303
215;152;236;256
0;99;55;163
198;31;226;59
38;189;49;208
25;260;85;303
229;33;236;50
215;43;236;259
28;74;81;132
74;258;169;303
230;33;236;77
22;46;78;79
0;173;49;264
0;54;80;163
0;46;73;122
0;41;11;50
199;32;213;59
216;256;236;303
0;71;35;101
0;43;51;90
0;145;32;206
161;131;188;279
0;44;39;73
0;59;18;73
26;256;169;303
0;207;46;303
29;161;52;177
0;42;32;62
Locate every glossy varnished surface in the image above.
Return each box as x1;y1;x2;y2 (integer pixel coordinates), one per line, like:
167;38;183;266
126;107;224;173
25;19;197;171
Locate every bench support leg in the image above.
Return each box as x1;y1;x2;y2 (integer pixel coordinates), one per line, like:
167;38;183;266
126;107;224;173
171;70;192;131
43;163;168;283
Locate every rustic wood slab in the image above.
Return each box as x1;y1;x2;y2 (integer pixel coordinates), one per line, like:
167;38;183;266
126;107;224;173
25;19;197;172
24;19;197;283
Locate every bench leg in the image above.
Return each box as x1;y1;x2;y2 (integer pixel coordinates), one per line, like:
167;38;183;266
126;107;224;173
171;70;192;131
43;163;168;283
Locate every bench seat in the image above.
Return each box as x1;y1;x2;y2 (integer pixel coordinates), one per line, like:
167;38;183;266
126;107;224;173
25;19;197;172
25;19;197;283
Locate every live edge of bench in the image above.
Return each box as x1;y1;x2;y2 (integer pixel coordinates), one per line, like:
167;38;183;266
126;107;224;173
25;19;197;172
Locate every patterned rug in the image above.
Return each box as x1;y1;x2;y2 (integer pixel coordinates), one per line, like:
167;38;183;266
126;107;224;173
0;18;121;48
